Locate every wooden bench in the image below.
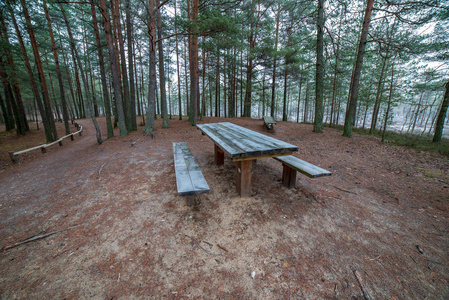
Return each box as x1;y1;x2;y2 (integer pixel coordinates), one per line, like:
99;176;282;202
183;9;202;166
173;142;210;205
274;155;332;188
263;116;276;132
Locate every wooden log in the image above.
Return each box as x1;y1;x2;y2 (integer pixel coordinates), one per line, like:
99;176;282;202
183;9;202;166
236;160;252;197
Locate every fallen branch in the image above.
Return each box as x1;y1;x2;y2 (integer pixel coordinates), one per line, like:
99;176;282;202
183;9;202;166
98;163;107;176
353;269;371;300
131;137;144;147
332;185;357;195
1;225;79;252
217;243;229;252
184;234;218;255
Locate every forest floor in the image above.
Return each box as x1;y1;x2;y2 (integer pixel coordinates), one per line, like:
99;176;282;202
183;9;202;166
0;116;448;299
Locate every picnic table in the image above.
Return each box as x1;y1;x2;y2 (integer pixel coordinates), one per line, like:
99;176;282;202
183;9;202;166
197;122;298;197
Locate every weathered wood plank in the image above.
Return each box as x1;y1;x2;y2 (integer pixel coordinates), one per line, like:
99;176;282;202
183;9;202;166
173;142;210;196
274;155;332;178
197;124;242;156
225;122;297;152
197;122;298;159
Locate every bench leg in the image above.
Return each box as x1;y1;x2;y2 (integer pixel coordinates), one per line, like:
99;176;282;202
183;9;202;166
282;164;297;188
236;160;252;197
8;152;18;164
186;195;196;206
214;144;224;165
70;134;74;141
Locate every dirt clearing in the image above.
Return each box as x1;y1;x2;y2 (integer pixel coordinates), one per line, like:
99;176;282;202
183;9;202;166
0;117;448;299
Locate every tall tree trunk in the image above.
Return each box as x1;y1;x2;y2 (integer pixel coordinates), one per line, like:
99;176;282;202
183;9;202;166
0;78;16;131
99;0;128;137
60;40;77;120
270;6;280;119
17;0;57;141
297;79;303;123
0;92;14;130
43;0;70;135
433;80;449;143
156;0;169;128
0;13;28;134
60;3;103;144
224;52;227;118
422;94;438;136
215;53;220;117
343;0;375;137
112;0;132;131
229;47;236;118
304;80;309;122
314;0;325;133
201;38;207;120
144;0;156;132
174;0;182;119
90;0;114;138
329;7;343;128
382;61;395;142
411;92;424;133
184;37;190;117
126;0;137;131
188;0;199;125
370;52;388;134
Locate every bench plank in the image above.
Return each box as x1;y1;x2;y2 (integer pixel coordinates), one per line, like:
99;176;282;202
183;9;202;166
274;155;332;178
173;142;210;196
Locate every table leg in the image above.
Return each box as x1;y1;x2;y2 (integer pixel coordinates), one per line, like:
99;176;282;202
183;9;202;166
282;164;297;188
236;160;253;197
214;144;224;165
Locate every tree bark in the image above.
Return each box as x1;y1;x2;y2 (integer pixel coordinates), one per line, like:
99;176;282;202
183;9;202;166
6;0;54;141
144;0;156;132
21;0;58;141
112;0;132;132
156;0;169;128
215;52;220;117
188;0;199;126
270;6;280;119
99;0;128;137
0;13;28;134
343;0;375;137
174;0;182;120
126;0;137;131
314;0;325;133
60;3;103;144
433;80;449;143
43;0;70;135
382;61;395;142
90;0;114;138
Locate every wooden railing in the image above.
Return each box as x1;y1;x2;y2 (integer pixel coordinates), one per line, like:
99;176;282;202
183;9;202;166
8;123;83;164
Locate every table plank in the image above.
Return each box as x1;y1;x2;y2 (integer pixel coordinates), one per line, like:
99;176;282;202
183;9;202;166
197;122;298;159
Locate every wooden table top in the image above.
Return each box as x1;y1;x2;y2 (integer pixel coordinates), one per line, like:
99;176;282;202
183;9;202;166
197;122;298;160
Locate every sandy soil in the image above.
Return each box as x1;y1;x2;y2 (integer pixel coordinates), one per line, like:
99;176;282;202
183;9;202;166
0;116;448;299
